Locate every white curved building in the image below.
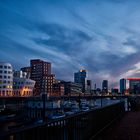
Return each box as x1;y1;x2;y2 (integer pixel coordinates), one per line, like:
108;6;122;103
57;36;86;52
13;70;35;97
0;62;13;96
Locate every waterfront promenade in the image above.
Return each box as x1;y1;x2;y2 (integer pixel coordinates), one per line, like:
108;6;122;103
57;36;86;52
99;110;140;140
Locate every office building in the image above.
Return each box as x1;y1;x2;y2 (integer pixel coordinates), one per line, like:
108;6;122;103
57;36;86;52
13;71;35;97
86;80;92;93
74;70;86;93
127;78;140;94
30;59;55;96
61;81;82;96
0;62;13;96
52;80;64;96
102;80;108;93
120;78;126;94
111;88;118;94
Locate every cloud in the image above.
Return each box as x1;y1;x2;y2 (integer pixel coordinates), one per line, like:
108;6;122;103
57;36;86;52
1;0;140;88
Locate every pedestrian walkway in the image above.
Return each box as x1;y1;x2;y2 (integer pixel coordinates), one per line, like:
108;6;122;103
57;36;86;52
100;111;140;140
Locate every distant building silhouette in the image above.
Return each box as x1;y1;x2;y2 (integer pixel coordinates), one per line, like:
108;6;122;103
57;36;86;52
127;78;140;94
61;81;82;96
102;80;108;93
111;88;118;94
86;80;92;93
120;78;126;94
74;70;86;93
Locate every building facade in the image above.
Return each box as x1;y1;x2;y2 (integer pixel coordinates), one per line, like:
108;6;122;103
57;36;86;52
0;62;13;96
21;67;31;78
127;78;140;94
120;78;126;94
61;81;82;96
102;80;108;93
86;80;92;93
13;78;35;97
74;70;86;93
30;59;55;96
52;80;64;96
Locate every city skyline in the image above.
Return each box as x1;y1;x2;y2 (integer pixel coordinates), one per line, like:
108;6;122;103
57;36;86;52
1;0;140;87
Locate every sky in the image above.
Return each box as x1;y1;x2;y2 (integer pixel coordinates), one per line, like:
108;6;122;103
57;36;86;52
1;0;140;88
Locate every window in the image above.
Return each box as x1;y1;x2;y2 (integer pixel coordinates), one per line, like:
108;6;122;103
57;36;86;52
8;76;11;79
8;71;11;74
4;66;7;69
0;70;2;73
0;65;2;68
0;75;2;78
3;86;6;88
8;66;11;69
3;81;6;84
4;76;7;79
4;71;7;74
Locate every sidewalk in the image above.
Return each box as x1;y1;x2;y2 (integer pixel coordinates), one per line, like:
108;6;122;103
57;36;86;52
100;111;140;140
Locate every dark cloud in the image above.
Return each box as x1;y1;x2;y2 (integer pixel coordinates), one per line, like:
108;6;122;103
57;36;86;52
1;0;140;89
31;23;92;54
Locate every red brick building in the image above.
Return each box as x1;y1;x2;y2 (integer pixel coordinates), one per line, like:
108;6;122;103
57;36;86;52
30;59;55;96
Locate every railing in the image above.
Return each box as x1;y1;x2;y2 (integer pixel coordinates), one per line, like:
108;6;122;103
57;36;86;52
1;101;125;140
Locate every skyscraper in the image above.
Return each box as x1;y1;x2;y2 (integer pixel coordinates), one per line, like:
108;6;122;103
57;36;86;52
120;78;126;94
102;80;108;93
30;59;55;96
74;69;86;93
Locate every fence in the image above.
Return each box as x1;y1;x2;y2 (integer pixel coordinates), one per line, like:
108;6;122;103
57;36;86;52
1;101;125;140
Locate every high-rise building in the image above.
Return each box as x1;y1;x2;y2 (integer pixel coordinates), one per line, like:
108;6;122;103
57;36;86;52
0;62;13;97
127;78;140;94
102;80;108;93
30;59;55;96
74;70;86;93
87;80;92;93
120;78;126;94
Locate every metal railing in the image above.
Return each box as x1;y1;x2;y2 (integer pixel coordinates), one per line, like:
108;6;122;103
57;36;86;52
1;101;125;140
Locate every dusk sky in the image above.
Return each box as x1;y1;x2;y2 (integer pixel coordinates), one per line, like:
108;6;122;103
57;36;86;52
1;0;140;88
